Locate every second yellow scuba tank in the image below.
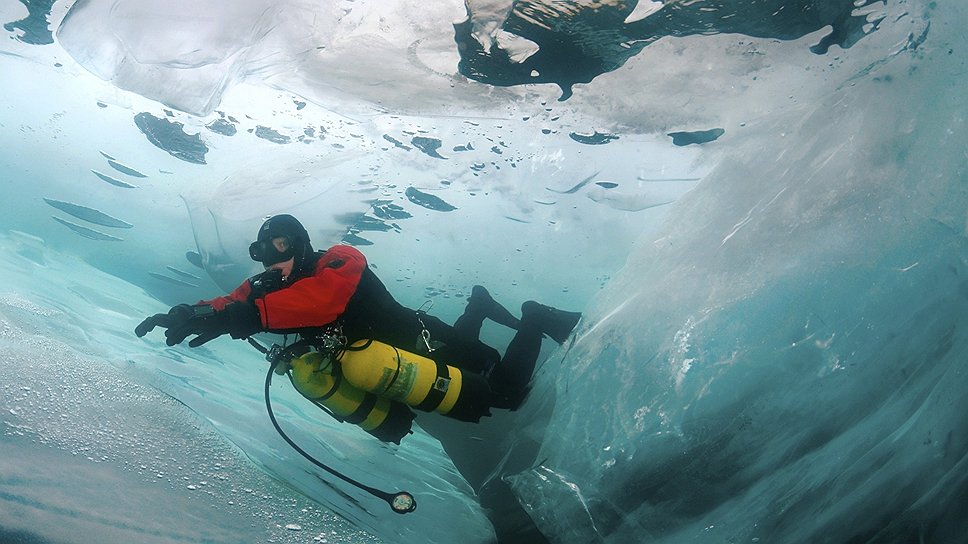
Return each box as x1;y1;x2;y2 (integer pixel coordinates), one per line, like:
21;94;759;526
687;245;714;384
288;351;414;444
338;340;493;423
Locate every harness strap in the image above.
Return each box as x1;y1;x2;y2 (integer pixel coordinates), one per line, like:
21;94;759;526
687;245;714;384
344;339;373;351
316;361;342;401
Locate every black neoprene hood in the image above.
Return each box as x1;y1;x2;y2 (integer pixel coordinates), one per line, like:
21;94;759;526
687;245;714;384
250;214;313;267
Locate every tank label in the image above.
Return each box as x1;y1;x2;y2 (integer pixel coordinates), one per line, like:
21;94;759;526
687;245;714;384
380;363;416;401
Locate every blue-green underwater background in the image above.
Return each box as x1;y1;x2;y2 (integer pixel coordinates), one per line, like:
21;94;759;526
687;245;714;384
2;1;966;543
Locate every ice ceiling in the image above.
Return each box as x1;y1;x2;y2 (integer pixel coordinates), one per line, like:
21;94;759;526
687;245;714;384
4;0;892;307
3;0;967;543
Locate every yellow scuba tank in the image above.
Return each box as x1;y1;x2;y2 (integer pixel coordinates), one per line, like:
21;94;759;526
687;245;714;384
338;340;493;423
288;351;414;444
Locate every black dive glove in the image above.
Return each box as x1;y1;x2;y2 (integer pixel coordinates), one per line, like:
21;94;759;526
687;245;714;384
135;302;262;347
135;303;197;341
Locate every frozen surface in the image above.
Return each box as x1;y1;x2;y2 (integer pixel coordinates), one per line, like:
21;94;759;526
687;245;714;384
2;0;967;542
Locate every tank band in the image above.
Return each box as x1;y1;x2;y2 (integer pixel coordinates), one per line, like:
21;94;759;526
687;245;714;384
415;361;450;412
345;392;379;424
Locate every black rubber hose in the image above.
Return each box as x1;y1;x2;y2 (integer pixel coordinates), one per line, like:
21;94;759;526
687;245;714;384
263;357;416;514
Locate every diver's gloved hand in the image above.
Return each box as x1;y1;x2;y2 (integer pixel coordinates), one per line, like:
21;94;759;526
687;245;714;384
170;302;263;347
135;302;262;347
161;303;217;347
134;303;197;340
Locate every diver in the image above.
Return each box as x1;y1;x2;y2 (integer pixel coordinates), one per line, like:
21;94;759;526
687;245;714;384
134;214;581;414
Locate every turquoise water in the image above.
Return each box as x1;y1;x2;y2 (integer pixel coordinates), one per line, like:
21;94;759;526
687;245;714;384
2;0;967;542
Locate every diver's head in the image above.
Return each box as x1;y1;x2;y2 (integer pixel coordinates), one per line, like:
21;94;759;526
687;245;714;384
249;214;313;277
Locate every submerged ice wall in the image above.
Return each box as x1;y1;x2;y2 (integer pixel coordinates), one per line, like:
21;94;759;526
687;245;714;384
496;2;968;543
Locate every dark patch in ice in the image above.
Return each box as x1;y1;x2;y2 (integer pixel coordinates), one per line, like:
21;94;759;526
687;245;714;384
569;131;619;145
455;0;877;98
293;100;306;110
596;181;619;189
134;112;208;164
504;216;530;224
336;213;393;234
185;251;204;269
297;127;319;144
336;201;411;242
383;135;411;151
453;143;474;152
107;159;147;178
43;198;133;229
470;162;486;172
411;137;446;159
491;146;503;155
371;200;412;221
148;272;199;288
341;232;374;246
899;22;929;54
546;171;600;194
96;101;107;108
91;169;137;189
206;118;237;136
3;0;55;45
166;266;201;280
255;126;290;144
668;128;726;146
405;187;457;212
99;151;116;161
51;217;123;241
356;215;396;232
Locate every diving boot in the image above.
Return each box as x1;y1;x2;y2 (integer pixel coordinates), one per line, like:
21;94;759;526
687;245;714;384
520;301;581;344
489;384;532;411
467;285;521;330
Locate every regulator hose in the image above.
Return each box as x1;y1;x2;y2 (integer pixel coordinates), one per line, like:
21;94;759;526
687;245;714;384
260;344;416;514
